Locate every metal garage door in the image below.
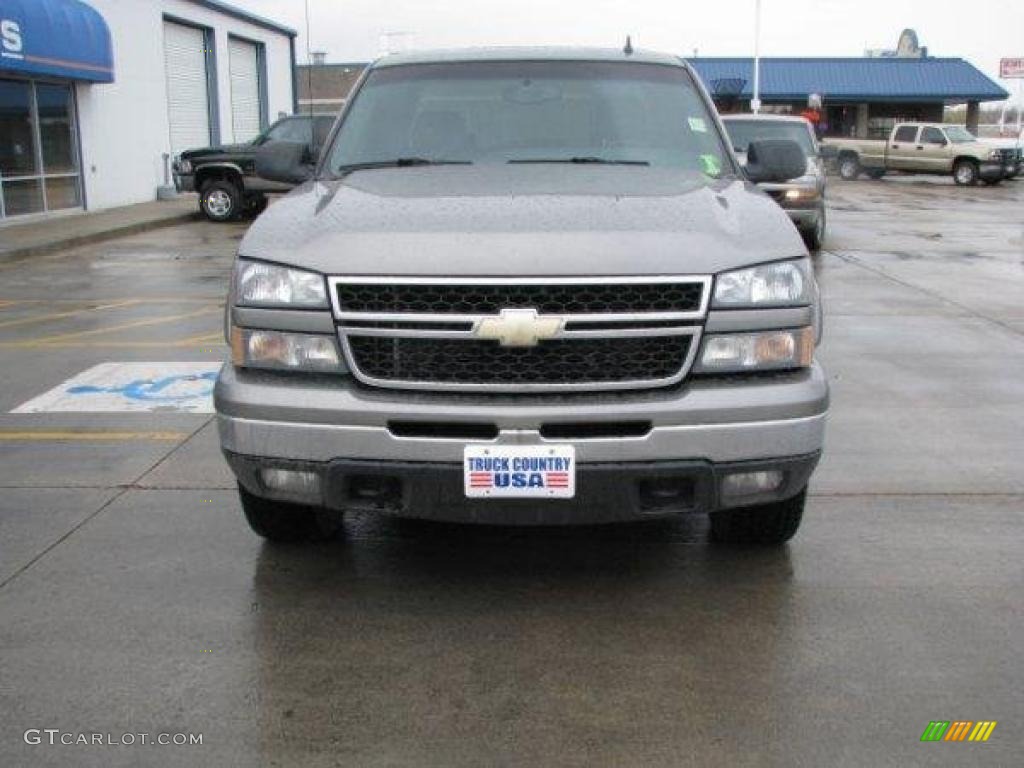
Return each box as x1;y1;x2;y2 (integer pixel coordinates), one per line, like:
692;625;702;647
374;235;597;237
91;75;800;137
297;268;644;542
229;38;262;142
163;21;211;154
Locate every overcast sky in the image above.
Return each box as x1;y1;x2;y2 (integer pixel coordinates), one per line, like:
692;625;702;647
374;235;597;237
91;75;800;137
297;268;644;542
234;0;1022;105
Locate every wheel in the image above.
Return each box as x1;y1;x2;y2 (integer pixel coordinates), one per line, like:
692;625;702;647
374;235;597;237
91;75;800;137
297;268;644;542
200;179;242;222
866;169;886;180
244;193;269;217
238;484;344;542
838;154;860;180
953;160;978;187
800;206;826;251
710;489;806;546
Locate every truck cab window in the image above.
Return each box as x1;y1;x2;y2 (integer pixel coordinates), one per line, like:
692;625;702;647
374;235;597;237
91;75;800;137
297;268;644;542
893;125;918;143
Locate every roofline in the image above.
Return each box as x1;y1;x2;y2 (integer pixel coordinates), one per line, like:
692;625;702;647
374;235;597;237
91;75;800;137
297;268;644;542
296;62;371;69
687;56;976;63
371;47;687;68
186;0;297;37
729;93;1009;103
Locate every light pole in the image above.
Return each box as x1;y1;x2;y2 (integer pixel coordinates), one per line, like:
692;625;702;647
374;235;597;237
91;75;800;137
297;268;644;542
751;0;762;114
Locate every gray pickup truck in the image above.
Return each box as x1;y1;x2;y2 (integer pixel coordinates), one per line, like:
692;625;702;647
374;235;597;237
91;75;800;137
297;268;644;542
215;48;828;545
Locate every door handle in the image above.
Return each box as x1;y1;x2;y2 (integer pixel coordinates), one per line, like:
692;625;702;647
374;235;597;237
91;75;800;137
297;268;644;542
916;146;924;150
892;144;900;149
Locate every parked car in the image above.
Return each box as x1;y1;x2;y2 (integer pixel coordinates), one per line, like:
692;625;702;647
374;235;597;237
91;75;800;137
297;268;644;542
978;130;1022;179
216;47;826;546
823;122;1013;186
721;114;827;250
173;114;335;221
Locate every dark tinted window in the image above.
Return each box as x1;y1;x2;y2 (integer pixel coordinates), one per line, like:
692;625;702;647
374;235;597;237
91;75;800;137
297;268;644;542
723;119;816;156
326;61;731;176
921;127;945;144
893;125;918;143
266;118;312;144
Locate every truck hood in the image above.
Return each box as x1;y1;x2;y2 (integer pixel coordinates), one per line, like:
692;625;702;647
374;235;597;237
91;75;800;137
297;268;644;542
179;143;252;160
239;165;805;276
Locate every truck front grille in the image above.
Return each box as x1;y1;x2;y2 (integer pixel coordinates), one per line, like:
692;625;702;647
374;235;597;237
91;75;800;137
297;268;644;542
329;276;710;393
348;335;693;386
335;280;704;315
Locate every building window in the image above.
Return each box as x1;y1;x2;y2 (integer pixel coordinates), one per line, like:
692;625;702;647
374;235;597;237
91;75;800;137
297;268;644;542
0;78;81;219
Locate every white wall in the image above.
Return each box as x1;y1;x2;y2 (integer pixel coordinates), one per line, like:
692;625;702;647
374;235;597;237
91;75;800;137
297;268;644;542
76;0;294;211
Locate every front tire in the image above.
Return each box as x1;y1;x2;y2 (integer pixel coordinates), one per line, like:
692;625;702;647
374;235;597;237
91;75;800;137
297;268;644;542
838;154;860;180
244;192;269;217
200;180;242;222
801;206;826;251
710;489;806;546
238;484;344;542
953;160;978;187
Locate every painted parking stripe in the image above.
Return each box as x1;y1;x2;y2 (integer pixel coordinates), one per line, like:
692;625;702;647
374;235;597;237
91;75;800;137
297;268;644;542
0;430;188;442
11;362;222;413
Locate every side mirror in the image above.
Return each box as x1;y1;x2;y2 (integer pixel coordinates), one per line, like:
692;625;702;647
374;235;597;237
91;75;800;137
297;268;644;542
255;141;313;185
745;138;807;183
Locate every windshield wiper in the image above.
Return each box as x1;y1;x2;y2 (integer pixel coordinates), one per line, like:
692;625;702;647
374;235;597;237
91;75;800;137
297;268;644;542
334;158;472;177
508;157;650;166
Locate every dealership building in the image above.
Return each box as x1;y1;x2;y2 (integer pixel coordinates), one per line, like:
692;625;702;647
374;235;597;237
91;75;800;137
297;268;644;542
0;0;296;222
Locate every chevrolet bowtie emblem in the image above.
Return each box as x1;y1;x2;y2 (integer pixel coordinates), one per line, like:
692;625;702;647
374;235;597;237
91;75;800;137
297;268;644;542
474;308;564;347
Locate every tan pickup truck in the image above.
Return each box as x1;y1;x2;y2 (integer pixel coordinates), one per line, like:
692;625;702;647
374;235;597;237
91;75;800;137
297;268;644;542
824;122;1014;186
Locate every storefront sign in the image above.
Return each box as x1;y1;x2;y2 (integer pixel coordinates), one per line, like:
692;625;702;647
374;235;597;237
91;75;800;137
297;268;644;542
1000;58;1024;79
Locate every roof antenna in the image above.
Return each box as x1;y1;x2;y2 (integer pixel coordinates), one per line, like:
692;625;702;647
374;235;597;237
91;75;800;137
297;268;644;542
624;36;633;56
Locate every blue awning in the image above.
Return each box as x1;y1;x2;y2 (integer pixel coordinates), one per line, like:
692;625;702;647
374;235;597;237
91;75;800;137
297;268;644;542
689;57;1008;104
0;0;114;83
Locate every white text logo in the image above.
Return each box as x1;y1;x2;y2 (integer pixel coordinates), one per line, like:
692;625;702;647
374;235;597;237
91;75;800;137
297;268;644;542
1;19;23;60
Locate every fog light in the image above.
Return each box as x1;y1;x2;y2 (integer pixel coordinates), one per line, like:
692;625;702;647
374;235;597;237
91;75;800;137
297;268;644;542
722;470;784;497
260;468;321;496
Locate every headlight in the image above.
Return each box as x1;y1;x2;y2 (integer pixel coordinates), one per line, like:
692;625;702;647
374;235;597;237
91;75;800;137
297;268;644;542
177;158;192;173
713;259;811;308
783;186;819;200
231;328;345;372
695;327;814;373
235;259;327;308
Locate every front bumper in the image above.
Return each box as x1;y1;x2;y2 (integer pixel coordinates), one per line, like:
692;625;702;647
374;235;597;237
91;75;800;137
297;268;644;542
216;363;829;522
226;451;821;524
979;162;1010;181
173;172;196;193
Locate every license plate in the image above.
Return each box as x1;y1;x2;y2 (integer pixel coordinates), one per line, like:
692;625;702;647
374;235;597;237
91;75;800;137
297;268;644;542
464;444;575;499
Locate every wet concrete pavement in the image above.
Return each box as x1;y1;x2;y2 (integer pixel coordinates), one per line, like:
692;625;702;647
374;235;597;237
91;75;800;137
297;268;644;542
1;179;1022;766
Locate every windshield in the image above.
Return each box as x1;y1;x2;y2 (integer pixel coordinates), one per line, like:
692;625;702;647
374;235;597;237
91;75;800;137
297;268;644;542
722;119;816;156
944;126;976;144
324;61;732;177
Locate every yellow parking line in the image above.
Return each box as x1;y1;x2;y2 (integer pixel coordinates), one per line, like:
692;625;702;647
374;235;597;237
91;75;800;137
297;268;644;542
0;340;224;349
175;330;225;343
8;307;221;346
0;298;221;306
0;430;188;442
0;299;142;330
